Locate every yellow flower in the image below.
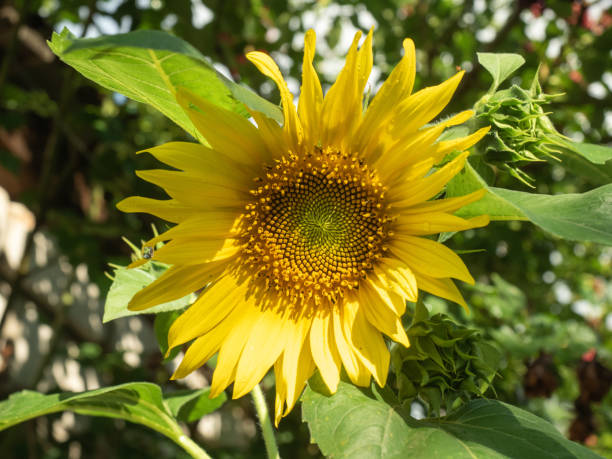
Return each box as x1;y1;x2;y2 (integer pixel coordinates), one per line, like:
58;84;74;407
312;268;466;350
117;29;490;424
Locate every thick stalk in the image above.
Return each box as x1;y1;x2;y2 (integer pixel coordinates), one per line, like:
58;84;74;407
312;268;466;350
252;384;280;459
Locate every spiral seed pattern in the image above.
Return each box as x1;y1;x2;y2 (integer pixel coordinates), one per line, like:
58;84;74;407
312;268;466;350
238;148;390;312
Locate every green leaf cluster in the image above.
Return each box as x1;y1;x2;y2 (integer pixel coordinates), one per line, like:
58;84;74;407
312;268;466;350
392;302;500;415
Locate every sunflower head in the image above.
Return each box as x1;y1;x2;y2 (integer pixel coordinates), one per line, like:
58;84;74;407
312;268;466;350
237;146;390;314
118;28;489;424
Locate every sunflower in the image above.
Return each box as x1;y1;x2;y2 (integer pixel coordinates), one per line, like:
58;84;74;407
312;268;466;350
117;29;490;424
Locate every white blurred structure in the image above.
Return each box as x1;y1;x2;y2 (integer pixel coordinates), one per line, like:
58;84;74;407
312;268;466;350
0;186;35;271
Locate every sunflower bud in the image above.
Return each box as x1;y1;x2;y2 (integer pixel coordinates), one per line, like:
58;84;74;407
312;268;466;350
391;301;499;416
475;71;568;186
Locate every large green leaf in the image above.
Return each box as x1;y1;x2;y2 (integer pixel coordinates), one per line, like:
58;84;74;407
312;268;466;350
103;264;194;322
302;377;600;459
555;150;612;186
447;161;612;246
0;383;180;437
490;185;612;246
565;142;612;165
477;53;525;92
48;29;282;141
557;141;612;186
0;383;223;456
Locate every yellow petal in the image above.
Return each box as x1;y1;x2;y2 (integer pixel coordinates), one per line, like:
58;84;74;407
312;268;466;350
278;318;312;411
233;308;293;398
376;258;418;304
390;235;474;284
167;276;245;349
353;37;415;157
390;71;465;139
309;313;341;393
430;126;491;163
375;134;440;183
152;238;238;266
320;30;372;150
356;28;374;90
415;273;469;312
138;141;253;184
116;197;193;223
379;157;435;192
210;303;262;398
128;260;228;311
250;110;288;159
359;283;409;347
171;321;231;379
246;51;303;151
402;188;487;214
343;300;391;387
367;276;407;316
273;359;287;425
391;151;469;208
394;212;490;236
176;87;270;166
297;29;323;147
379;110;473;182
273;335;315;425
372;266;410;304
332;307;370;386
283;334;315;416
144;212;240;246
135;169;246;209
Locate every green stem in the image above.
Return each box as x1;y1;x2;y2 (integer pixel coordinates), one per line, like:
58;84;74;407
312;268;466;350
252;384;280;459
174;433;213;459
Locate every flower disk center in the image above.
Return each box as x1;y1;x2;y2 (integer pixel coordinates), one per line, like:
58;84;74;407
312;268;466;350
239;149;389;311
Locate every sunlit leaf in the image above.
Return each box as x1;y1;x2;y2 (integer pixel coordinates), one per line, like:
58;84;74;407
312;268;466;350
490;185;612;246
48;29;282;141
477;53;525;92
103;264;194;323
0;383;180;438
164;388;226;423
447;161;612;246
302;376;599;459
565;142;612;165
